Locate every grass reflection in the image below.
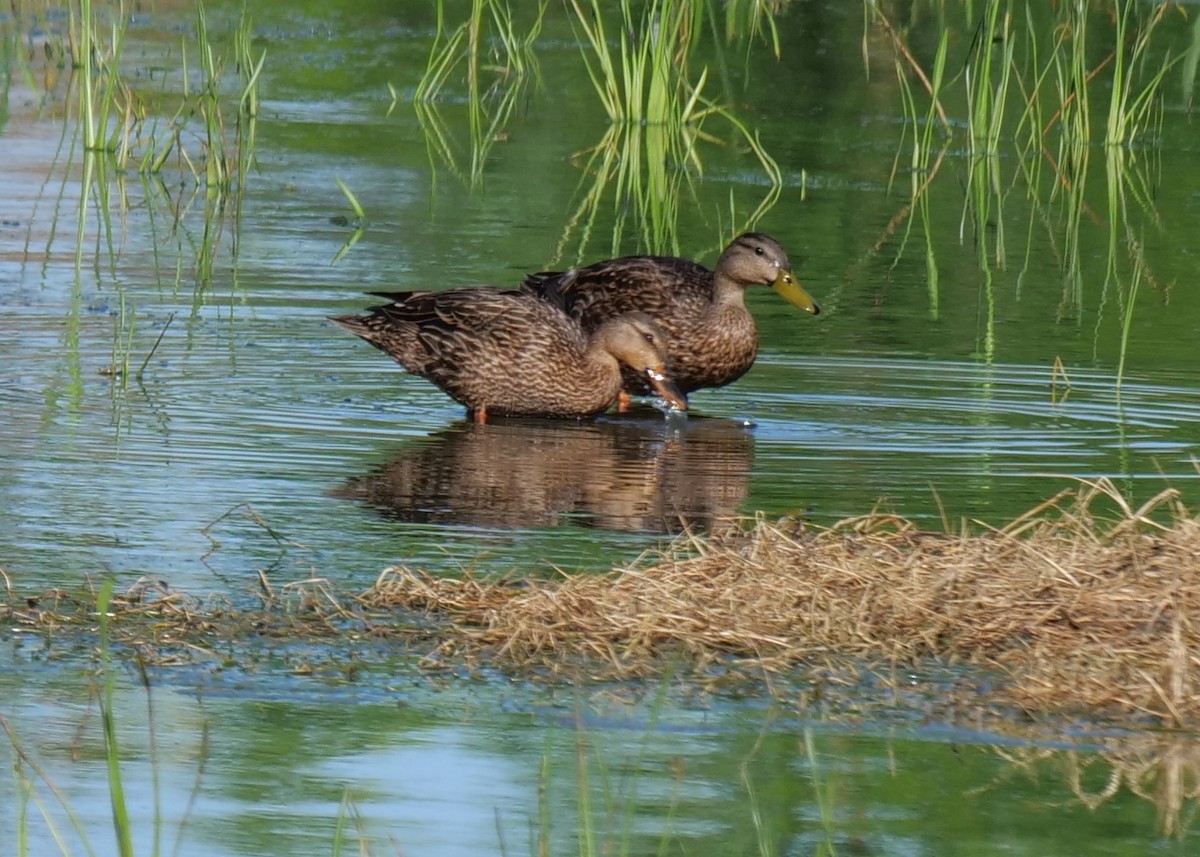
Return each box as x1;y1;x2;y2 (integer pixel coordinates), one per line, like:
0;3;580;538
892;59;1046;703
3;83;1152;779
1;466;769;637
560;0;782;258
411;0;785;259
864;0;1182;377
413;0;545;187
7;1;263;423
993;734;1200;840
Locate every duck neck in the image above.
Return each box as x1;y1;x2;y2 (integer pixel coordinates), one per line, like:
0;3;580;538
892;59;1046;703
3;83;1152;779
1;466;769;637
578;340;623;404
581;336;623;379
710;270;749;313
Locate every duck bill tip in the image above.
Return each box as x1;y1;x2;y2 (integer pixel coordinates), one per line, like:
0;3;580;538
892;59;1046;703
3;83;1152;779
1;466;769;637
772;272;821;316
645;369;688;412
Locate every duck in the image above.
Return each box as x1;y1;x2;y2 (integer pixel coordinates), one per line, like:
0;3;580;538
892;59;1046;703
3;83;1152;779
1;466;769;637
520;232;820;407
330;288;687;423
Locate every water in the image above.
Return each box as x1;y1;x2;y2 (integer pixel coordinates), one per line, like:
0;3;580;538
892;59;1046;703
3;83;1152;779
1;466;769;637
3;1;1200;853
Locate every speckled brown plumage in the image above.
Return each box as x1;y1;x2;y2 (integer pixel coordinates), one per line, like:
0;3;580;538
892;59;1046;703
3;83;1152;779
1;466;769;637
330;288;686;422
521;233;820;398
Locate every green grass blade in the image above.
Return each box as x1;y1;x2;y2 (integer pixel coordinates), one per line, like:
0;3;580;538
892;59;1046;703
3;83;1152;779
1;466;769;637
335;177;366;222
96;579;135;857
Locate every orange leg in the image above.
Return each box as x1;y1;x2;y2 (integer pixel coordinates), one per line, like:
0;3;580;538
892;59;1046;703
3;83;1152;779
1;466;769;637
473;406;489;424
616;391;632;412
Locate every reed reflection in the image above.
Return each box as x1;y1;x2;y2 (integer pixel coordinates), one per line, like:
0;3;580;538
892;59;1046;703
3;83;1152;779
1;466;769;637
334;413;754;534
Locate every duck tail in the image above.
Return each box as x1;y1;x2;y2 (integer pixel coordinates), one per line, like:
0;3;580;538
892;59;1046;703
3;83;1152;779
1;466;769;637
328;312;390;347
329;313;368;334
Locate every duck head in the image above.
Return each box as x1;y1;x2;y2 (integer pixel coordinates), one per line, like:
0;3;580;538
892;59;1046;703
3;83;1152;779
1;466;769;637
601;314;688;411
720;232;821;316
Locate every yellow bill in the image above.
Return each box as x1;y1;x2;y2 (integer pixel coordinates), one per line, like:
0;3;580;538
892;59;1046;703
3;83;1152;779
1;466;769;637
772;270;821;315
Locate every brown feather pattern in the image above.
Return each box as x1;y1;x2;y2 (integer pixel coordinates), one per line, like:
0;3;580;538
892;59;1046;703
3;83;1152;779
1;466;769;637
522;232;816;396
331;288;683;419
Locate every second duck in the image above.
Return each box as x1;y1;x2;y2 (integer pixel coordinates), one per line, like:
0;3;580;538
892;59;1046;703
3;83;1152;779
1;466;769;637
521;232;820;407
330;288;686;423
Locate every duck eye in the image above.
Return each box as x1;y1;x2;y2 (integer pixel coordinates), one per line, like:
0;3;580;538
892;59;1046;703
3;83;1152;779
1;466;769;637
754;246;764;256
643;332;656;344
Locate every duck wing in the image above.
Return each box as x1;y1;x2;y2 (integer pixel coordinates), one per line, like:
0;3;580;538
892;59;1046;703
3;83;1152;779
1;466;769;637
365;288;537;358
521;256;712;331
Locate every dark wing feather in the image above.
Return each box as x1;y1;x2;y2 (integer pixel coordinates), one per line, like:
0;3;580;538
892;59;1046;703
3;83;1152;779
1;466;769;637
522;256;713;332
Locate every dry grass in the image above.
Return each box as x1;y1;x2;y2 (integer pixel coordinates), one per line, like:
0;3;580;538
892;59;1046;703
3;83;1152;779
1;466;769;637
8;479;1200;835
4;478;1200;730
362;478;1200;728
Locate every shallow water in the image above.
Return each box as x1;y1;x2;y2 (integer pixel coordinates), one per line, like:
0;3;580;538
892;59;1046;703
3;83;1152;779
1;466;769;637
3;0;1200;853
4;649;1197;857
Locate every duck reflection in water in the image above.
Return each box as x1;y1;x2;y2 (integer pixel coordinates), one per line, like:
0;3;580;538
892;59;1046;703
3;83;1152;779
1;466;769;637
332;411;754;535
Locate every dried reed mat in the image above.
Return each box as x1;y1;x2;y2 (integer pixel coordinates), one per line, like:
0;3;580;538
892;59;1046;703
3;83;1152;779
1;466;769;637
363;479;1200;727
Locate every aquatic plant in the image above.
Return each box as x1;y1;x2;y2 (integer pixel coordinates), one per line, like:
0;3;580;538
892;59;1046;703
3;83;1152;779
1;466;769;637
888;25;949;318
332;177;367;265
1184;11;1200;108
40;2;266;402
96;581;136;857
56;0;264;187
864;0;1182;378
408;0;786;257
802;729;840;857
528;676;685;857
72;0;126;154
558;0;782;259
1105;0;1175;147
2;715;94;856
720;0;786;59
413;0;545;187
866;1;1179;215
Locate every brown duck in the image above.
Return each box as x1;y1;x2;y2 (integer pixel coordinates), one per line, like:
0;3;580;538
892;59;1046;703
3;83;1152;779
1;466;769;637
521;232;820;406
330;288;687;423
